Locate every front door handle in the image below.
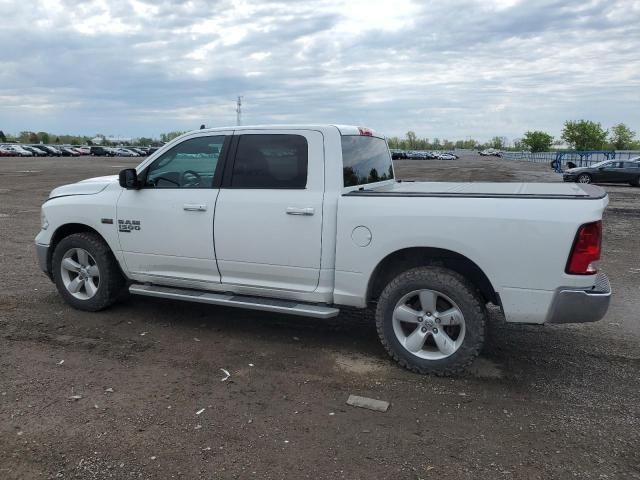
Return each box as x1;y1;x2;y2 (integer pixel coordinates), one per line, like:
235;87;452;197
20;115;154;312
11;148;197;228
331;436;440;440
183;204;207;212
286;207;315;216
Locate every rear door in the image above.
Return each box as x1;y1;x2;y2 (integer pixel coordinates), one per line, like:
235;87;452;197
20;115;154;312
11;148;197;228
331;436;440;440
621;161;640;183
214;130;324;292
597;161;624;182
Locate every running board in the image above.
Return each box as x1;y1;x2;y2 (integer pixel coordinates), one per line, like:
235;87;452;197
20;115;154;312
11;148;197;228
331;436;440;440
129;284;340;319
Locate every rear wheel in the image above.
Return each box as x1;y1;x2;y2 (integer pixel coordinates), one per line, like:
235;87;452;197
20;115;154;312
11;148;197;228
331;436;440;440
375;266;486;376
52;232;125;311
577;173;592;184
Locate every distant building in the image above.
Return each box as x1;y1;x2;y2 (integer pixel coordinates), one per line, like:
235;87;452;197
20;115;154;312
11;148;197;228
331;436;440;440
91;136;133;145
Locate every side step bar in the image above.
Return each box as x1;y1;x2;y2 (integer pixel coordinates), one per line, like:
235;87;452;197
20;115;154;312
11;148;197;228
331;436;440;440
129;284;340;319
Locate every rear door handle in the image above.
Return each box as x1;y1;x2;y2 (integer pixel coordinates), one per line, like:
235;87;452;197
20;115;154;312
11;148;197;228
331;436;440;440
183;204;207;212
286;207;315;216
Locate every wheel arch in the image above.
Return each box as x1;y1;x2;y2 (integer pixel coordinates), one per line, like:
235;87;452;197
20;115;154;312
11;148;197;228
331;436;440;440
47;223;117;277
366;247;499;305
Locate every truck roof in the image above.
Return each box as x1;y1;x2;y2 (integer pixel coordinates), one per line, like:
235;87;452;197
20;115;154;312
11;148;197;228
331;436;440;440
192;124;383;138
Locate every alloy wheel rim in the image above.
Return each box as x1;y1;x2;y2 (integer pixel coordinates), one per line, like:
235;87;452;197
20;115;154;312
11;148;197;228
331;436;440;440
392;289;466;360
578;175;591;183
60;248;100;300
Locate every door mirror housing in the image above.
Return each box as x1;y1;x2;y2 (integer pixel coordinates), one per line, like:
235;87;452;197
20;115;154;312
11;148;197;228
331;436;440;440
119;168;140;189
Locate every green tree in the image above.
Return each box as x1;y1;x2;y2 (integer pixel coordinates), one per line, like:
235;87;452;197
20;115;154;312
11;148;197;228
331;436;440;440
609;123;636;150
0;130;6;142
561;120;608;150
160;131;186;143
37;131;49;144
490;136;505;149
405;131;417;149
521;130;553;153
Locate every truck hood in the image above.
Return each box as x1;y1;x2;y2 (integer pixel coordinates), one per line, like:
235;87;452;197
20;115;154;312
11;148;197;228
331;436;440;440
49;175;119;199
354;181;607;200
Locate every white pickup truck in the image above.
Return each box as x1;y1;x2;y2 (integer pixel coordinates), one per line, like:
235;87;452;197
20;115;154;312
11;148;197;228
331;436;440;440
35;125;611;375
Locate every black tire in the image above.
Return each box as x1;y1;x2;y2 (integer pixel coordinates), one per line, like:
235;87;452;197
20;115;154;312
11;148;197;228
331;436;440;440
375;266;486;376
577;173;592;184
52;232;125;311
631;177;640;187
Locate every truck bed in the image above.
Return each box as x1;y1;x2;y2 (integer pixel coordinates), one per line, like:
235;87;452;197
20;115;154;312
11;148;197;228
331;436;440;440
346;181;607;200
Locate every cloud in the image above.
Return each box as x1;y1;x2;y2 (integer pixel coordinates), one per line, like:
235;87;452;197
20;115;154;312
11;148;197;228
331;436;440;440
0;0;638;141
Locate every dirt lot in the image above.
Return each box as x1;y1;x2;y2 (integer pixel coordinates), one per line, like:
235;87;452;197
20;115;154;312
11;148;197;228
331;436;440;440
1;154;639;480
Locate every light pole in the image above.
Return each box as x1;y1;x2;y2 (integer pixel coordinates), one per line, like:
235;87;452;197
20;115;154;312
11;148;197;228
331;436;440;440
236;96;243;126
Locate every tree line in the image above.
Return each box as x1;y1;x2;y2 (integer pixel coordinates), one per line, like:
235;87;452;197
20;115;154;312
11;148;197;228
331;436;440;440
2;120;637;153
387;121;639;153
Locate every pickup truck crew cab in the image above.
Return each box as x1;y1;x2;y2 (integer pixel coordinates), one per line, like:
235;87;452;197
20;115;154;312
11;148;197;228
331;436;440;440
35;125;612;375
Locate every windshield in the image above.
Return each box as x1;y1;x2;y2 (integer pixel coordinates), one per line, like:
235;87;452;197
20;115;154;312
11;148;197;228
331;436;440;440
341;135;394;187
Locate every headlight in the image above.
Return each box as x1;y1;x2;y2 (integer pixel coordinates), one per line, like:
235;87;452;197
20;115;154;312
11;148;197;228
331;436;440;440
40;209;49;230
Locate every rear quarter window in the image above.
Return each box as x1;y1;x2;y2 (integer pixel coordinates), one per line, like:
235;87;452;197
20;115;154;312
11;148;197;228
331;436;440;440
341;136;394;187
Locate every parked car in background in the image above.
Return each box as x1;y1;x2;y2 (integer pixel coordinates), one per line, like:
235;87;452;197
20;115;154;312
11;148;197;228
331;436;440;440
30;145;52;156
90;146;112;156
406;151;425;159
437;153;457;160
59;147;80;157
22;146;47;157
390;149;407;160
1;145;33;156
74;146;91;155
42;145;62;156
129;147;148;156
0;146;14;156
479;149;502;157
113;148;140;157
563;160;640;187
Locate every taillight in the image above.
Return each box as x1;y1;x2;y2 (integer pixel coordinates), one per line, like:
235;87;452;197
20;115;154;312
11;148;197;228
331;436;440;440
566;221;602;275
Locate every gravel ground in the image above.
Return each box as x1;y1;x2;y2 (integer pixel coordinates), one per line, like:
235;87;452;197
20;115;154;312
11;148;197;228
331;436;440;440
0;154;638;480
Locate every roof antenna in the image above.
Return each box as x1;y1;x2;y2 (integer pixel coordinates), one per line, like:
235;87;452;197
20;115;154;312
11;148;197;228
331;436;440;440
200;124;206;130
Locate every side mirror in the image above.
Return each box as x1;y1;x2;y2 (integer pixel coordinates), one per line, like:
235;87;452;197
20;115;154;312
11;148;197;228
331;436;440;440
119;168;140;189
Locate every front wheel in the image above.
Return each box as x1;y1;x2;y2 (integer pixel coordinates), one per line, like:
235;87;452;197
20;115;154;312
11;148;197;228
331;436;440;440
375;267;486;376
577;173;592;184
52;232;126;311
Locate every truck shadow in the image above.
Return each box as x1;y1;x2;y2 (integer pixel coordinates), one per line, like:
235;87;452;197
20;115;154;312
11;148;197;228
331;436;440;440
58;293;634;388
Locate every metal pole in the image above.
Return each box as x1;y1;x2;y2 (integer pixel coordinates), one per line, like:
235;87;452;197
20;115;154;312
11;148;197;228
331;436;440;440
236;96;243;126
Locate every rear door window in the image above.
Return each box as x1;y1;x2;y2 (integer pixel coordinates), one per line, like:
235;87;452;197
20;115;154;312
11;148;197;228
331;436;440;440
341;135;394;187
230;134;308;189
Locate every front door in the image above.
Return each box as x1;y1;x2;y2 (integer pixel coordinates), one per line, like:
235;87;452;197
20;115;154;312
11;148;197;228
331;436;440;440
214;130;324;292
116;132;231;285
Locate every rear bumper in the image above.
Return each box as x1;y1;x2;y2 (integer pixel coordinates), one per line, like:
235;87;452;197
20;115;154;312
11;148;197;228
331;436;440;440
546;273;611;324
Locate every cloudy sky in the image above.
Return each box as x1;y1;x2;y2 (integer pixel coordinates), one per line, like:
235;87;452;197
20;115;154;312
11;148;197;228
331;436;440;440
1;0;639;141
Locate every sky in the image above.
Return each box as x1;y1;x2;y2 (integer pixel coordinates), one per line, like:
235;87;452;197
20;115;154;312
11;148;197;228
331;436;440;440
0;0;639;142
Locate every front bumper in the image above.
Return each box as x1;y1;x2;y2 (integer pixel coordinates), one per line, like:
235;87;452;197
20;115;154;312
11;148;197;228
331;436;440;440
35;243;50;277
562;174;577;182
547;273;611;324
